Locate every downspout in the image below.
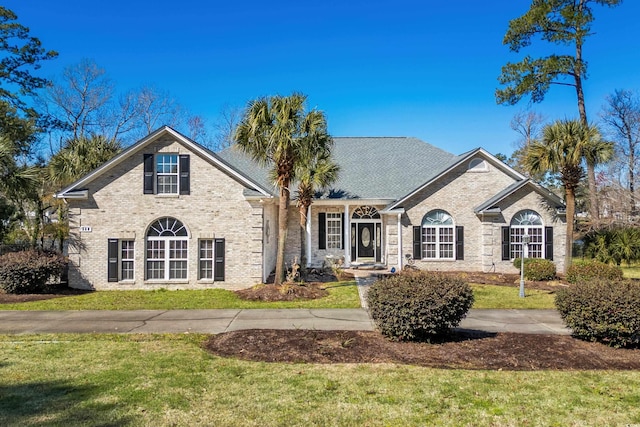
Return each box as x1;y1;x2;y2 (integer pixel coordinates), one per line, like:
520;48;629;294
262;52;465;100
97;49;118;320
397;213;402;271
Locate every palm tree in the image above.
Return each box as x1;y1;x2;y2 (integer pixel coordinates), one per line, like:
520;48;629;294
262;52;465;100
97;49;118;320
47;135;122;186
0;136;40;247
46;135;122;251
235;93;332;285
526;120;589;273
295;150;339;270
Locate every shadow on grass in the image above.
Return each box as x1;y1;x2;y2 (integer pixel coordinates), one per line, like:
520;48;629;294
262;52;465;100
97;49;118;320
0;380;134;426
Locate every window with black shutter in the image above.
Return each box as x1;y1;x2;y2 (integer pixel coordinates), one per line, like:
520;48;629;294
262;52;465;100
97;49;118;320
143;153;190;195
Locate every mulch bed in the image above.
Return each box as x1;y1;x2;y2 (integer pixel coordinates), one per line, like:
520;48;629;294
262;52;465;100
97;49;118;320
203;329;640;371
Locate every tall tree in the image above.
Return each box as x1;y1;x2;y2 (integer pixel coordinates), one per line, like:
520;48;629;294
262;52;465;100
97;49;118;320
525;119;606;272
601;89;640;217
295;149;339;269
497;0;622;220
235;93;331;285
0;6;57;116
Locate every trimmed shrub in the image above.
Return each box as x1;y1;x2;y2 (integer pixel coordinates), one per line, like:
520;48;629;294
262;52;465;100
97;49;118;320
0;250;66;294
366;271;474;341
555;279;640;348
565;260;623;284
512;258;556;281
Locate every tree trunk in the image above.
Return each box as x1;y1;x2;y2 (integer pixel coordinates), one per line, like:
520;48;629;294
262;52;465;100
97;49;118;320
574;7;598;222
299;203;308;268
564;187;576;274
274;181;290;286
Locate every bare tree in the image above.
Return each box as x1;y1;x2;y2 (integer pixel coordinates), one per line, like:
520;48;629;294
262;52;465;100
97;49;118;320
135;85;183;136
42;59;113;147
601;89;640;217
509;110;546;178
39;59;189;150
213;103;243;151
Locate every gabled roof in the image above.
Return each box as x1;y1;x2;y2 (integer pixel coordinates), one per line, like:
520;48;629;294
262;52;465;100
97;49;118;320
218;137;459;200
55;126;274;199
474;179;565;214
386;148;526;210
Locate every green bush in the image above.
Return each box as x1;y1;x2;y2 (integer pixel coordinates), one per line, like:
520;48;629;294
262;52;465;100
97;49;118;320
512;258;556;281
566;260;623;284
366;271;474;341
555;279;640;348
0;250;66;294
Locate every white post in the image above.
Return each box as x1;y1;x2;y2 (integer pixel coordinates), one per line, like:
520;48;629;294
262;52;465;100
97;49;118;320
305;205;312;267
343;203;350;267
397;213;403;272
519;234;530;298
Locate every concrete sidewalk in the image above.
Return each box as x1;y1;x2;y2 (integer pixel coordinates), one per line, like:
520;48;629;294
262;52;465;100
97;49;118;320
0;308;570;335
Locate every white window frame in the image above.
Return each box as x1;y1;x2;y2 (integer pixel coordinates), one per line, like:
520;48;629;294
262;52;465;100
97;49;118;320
120;240;135;281
421;210;455;260
510;210;544;260
156;154;179;194
326;213;342;249
199;239;214;280
146;218;188;280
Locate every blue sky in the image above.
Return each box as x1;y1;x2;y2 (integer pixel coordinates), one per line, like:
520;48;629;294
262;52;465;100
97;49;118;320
5;0;640;156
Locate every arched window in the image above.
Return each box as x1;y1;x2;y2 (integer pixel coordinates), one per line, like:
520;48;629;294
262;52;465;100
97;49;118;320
421;209;454;259
146;217;189;280
510;210;543;259
352;206;380;219
468;158;488;172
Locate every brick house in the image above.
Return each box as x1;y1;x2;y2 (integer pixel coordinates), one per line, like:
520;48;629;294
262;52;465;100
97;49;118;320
55;126;566;290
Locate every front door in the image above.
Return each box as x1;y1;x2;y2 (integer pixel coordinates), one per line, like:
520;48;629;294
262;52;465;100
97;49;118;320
357;223;375;259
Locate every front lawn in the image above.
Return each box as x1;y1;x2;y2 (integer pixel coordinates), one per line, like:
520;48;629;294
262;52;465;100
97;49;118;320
0;282;360;310
470;284;556;309
0;334;638;426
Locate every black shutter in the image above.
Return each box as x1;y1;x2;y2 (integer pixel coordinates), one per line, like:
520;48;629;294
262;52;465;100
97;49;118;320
214;238;225;281
545;226;554;260
501;226;511;261
318;213;326;249
455;226;464;260
107;238;119;282
143;154;154;194
179;154;190;195
413;226;422;260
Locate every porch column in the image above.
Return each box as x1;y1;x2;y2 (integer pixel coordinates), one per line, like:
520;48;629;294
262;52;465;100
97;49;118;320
343;203;350;267
397;212;402;271
306;205;312;267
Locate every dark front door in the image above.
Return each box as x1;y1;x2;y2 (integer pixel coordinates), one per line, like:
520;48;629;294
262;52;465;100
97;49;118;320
357;223;375;258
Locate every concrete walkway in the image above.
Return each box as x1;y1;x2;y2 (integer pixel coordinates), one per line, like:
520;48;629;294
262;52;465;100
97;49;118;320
0;308;570;335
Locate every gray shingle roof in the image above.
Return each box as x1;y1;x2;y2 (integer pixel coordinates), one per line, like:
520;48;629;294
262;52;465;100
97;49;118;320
217;137;459;201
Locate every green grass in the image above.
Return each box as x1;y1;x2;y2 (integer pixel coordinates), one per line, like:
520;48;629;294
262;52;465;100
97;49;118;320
622;266;640;279
0;282;361;310
0;333;638;426
471;284;556;309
